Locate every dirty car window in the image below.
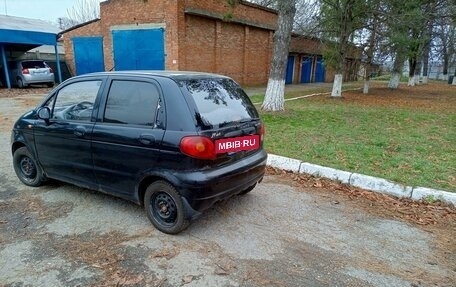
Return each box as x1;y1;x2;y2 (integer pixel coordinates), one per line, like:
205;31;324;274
180;78;258;128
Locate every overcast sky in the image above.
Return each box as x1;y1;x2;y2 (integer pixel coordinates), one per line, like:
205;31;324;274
0;0;104;25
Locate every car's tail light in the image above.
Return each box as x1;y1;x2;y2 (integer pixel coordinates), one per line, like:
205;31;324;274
49;67;53;73
260;123;265;142
22;68;29;74
180;136;215;160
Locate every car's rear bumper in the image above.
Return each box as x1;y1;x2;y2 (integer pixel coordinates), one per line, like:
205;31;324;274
23;74;54;84
175;150;267;215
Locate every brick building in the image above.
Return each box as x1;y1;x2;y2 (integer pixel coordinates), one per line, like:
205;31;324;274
61;0;359;86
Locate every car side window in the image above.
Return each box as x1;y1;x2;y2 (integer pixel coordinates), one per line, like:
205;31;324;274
52;80;101;121
104;80;160;126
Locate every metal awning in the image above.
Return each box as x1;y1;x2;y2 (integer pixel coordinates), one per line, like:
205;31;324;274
0;15;62;89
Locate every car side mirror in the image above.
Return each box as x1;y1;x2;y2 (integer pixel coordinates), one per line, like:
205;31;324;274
38;107;51;121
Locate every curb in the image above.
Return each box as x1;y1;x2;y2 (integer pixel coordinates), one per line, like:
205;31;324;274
267;154;455;206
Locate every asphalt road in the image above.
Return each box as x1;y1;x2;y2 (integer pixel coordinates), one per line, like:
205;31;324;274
0;92;454;287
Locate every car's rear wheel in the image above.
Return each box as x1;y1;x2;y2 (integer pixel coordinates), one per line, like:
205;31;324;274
13;147;45;187
17;78;24;88
46;82;54;88
144;181;189;234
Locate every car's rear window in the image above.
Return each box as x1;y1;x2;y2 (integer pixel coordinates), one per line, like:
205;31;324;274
179;78;258;128
21;61;47;69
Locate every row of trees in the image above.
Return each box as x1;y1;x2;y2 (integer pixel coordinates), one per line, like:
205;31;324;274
57;0;455;112
249;0;456;111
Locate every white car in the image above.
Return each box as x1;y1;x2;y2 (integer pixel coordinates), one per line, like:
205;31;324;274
7;60;54;88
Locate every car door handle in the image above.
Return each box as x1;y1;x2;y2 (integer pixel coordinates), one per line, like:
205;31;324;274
74;126;86;137
139;134;156;145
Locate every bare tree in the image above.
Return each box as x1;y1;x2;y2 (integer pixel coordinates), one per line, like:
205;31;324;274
58;17;80;30
433;1;456;81
248;0;320;36
292;1;321;37
65;0;101;26
261;0;297;111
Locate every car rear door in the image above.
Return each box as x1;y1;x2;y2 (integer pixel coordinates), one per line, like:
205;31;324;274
33;77;105;187
91;76;165;198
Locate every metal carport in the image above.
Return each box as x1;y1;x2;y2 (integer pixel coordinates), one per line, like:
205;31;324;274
0;15;62;89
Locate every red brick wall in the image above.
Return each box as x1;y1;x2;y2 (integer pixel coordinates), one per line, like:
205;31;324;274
184;0;277;28
244;27;271;85
290;36;323;55
62;0;278;85
179;0;276;85
180;14;272;85
182;15;216;73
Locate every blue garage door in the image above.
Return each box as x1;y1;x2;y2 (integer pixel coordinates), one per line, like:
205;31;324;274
112;28;164;70
315;56;326;82
72;37;104;75
285;55;295;84
300;56;312;83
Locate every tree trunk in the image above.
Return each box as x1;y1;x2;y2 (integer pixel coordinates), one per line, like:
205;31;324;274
388;52;404;89
363;2;380;94
422;53;429;84
442;53;449;80
408;57;417;86
414;61;421;85
330;45;346;98
363;57;372;94
261;0;297;112
422;32;431;84
389;73;400;89
331;74;343;97
363;80;370;94
408;76;416;86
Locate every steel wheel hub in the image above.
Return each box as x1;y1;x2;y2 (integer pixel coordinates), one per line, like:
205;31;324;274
20;156;36;178
152;192;177;224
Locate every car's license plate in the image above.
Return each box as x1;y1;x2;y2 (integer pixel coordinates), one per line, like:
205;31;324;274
215;135;260;154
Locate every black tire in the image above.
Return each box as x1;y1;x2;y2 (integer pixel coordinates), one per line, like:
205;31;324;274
17;78;25;88
46;82;54;88
13;147;45;187
144;181;190;234
239;183;257;195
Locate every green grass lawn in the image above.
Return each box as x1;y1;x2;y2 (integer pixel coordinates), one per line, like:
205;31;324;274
258;82;456;192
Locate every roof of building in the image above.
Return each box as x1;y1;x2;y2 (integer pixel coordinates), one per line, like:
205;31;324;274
0;15;60;47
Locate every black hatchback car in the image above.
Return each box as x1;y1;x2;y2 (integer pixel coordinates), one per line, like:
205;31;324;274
11;71;267;234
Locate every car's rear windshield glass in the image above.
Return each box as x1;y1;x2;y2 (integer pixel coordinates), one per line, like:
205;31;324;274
22;61;47;69
179;78;258;128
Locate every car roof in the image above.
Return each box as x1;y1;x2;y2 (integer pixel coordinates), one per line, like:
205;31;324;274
77;71;231;81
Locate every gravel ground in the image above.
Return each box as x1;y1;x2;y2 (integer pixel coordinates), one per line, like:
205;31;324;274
0;89;455;287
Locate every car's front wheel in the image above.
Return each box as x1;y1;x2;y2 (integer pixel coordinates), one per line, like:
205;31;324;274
144;181;190;234
13;147;45;187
